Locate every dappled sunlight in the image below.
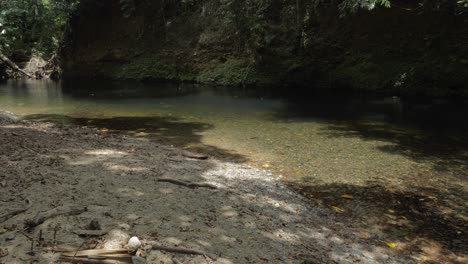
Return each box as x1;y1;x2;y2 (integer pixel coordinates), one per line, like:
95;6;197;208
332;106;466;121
105;163;148;172
85;149;129;156
1;110;464;263
116;187;145;197
157;187;175;194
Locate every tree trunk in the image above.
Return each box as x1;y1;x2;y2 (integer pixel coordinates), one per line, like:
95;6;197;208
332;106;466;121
0;52;33;78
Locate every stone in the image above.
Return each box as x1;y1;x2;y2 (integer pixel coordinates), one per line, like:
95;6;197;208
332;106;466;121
128;236;142;250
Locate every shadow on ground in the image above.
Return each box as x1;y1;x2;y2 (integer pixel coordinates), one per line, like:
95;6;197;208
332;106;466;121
23;114;247;163
288;181;467;263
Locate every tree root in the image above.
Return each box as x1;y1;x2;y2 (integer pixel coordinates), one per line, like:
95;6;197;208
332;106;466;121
157;178;217;190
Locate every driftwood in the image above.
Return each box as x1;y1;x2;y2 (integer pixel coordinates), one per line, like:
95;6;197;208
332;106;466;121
60;249;134;264
157;178;217;190
149;244;217;261
25;205;87;228
181;151;208;160
0;52;32;78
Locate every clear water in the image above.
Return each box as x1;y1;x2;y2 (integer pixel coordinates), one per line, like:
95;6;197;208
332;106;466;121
1;79;467;185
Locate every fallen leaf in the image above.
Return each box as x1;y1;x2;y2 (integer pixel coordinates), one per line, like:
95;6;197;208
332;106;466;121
100;128;109;133
262;163;271;168
388;209;395;213
331;206;344;213
341;194;353;199
386;242;397;249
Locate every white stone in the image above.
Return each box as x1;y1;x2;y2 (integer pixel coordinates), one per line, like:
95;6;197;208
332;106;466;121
128;236;142;250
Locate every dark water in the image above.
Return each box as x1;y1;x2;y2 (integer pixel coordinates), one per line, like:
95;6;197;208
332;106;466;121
1;79;467;184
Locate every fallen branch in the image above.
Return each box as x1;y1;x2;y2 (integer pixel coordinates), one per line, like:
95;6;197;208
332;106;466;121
0;52;33;78
25;205;87;229
72;229;108;237
157;178;217;190
149;243;217;261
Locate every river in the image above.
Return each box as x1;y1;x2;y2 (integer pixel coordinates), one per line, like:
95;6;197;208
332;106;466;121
1;79;467;187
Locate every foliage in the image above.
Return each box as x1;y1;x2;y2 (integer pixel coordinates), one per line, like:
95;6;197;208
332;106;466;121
0;0;79;57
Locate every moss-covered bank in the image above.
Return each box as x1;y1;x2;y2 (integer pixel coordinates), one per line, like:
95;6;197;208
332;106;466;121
61;0;468;97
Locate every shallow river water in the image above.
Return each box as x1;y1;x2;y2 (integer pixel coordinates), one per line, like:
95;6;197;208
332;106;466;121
1;79;467;186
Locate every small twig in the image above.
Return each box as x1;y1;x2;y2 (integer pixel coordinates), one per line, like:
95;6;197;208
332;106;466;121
73;240;87;262
53;229;57;246
172;257;184;264
18;230;34;241
158;178;217;190
21;145;40;154
38;230;43;246
28;238;35;255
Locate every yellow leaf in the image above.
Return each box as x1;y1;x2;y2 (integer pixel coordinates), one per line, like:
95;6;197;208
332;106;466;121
100;128;109;133
331;206;344;213
262;163;271;168
388;209;395;213
341;194;353;199
386;242;397;249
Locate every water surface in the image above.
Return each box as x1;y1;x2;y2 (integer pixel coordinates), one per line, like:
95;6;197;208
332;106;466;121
1;79;467;186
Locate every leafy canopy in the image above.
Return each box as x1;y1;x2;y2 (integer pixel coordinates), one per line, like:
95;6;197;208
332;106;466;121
0;0;79;57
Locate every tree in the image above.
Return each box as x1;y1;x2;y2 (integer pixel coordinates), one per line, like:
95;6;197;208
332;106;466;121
0;0;79;58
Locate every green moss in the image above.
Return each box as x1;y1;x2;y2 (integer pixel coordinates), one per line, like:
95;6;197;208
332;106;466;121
100;57;262;86
197;59;257;86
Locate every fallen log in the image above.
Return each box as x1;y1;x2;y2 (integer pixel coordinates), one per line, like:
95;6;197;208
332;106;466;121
0;52;33;78
25;205;87;228
157;178;217;190
149;243;217;261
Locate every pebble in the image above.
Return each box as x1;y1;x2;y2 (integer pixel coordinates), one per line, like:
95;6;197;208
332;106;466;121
128;236;142;250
